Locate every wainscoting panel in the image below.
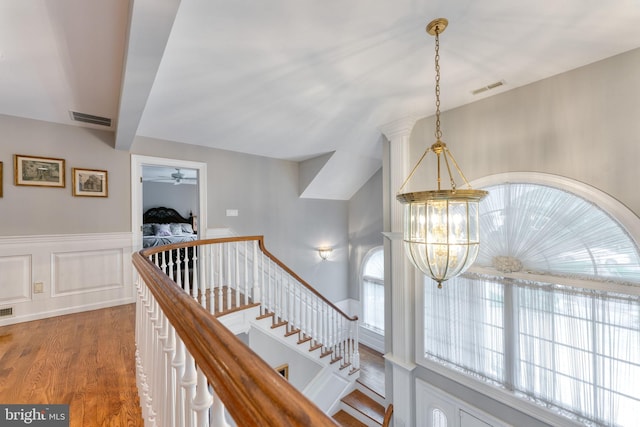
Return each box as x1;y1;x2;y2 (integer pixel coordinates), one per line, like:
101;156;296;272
0;254;31;303
416;378;512;427
53;249;124;295
0;232;135;326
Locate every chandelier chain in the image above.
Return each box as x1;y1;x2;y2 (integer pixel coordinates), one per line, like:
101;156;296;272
434;26;442;141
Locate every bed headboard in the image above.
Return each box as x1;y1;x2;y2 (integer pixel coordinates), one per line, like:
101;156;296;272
143;206;193;225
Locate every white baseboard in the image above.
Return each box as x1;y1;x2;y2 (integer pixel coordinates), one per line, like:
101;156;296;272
359;326;384;353
0;297;135;326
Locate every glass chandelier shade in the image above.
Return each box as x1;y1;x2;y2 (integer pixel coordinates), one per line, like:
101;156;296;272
396;18;488;288
398;190;485;288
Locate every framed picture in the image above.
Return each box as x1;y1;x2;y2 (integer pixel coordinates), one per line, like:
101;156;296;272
14;154;65;187
0;161;3;197
72;168;108;197
275;364;289;380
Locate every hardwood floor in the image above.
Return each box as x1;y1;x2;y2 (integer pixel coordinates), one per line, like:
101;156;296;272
0;305;387;427
357;344;385;397
0;305;142;427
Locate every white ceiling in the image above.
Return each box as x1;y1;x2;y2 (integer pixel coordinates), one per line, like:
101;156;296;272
2;1;640;199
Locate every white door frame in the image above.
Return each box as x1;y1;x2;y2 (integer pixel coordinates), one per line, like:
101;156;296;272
131;154;207;250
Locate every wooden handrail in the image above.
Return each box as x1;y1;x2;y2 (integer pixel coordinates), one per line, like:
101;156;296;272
140;235;358;322
133;250;339;426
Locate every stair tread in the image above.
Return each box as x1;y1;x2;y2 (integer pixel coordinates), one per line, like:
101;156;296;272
309;343;323;351
333;410;368;427
297;336;312;344
342;389;385;424
255;312;274;320
271;320;288;328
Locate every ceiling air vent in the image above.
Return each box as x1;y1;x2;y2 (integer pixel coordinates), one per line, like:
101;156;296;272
0;306;13;317
471;80;505;96
70;111;112;127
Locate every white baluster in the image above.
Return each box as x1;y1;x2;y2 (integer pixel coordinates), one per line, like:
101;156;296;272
243;241;249;306
193;367;213;427
210;389;231;427
160;251;168;276
235;242;240;309
218;245;224;313
173;337;187;427
300;289;307;339
252;240;260;305
266;258;272;315
297;282;302;332
192;247;199;300
148;298;159;425
163;322;176;425
183;249;191;297
353;321;360;370
207;245;215;313
155;310;168;427
226;244;232;310
182;352;198;427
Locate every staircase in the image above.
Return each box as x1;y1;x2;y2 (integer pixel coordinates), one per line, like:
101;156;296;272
334;385;385;426
146;236;373;423
250;308;391;426
249;307;359;413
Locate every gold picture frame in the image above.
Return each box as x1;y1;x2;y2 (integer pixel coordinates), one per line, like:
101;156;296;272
275;364;289;380
72;168;108;197
14;154;65;187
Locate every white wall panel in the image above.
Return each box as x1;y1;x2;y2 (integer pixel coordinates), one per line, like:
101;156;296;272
52;249;124;295
416;379;512;427
0;232;134;326
0;255;31;303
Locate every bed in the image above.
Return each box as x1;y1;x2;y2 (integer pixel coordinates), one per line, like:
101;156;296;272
142;206;198;248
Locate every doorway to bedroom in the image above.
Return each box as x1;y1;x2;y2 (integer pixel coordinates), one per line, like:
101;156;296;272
131;155;207;251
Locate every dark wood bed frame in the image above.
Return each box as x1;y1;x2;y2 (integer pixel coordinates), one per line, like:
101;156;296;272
143;206;195;228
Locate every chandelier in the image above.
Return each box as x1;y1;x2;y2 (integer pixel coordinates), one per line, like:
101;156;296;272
396;18;488;288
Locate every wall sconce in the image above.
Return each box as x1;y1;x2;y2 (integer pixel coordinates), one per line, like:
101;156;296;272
318;247;333;261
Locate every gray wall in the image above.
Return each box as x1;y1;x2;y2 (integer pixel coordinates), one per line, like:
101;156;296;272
248;327;322;391
143;181;197;220
409;47;640;216
401;47;640;426
131;137;349;302
347;167;383;300
0;118;349;302
0;115;131;235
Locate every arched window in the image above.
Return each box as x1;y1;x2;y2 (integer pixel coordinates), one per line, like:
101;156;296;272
421;177;640;427
362;246;384;333
432;408;447;427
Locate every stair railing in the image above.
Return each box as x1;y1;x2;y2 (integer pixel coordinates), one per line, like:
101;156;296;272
134;235;358;426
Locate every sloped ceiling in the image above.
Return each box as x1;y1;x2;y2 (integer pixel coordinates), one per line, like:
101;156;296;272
2;1;640;199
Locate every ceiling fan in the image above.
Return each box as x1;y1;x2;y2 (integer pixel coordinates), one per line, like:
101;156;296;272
141;166;198;185
170;168;196;185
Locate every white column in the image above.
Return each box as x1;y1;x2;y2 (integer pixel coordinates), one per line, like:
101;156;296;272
380;116;418;427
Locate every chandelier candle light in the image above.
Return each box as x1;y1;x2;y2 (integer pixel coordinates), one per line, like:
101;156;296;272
396;18;488;288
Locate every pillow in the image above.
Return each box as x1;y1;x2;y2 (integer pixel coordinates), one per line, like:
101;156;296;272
181;223;194;234
170;223;184;235
142;223;155;236
154;223;172;237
